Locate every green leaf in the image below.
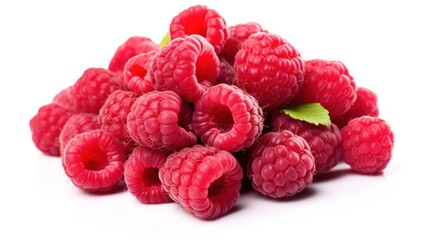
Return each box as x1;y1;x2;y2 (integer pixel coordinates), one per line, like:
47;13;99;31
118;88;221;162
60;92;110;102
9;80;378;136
280;103;331;127
159;32;170;47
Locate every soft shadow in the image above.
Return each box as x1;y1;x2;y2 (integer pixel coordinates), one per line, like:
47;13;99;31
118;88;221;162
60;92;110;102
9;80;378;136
81;180;128;196
312;168;355;183
261;186;318;203
313;168;385;183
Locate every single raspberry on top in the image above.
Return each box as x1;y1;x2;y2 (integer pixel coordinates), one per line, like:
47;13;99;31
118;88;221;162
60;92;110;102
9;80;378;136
332;87;379;128
170;5;229;54
124;146;172;204
72;68;124;113
295;59;357;118
30;103;75;156
271;112;342;175
159;145;242;220
127;91;197;152
98;90;138;144
219;22;266;65
234;32;305;112
341;116;394;174
62;130;126;192
193;83;264;152
150;34;219;102
247;130;315;198
123;51;157;94
108;36;159;75
59;113;100;154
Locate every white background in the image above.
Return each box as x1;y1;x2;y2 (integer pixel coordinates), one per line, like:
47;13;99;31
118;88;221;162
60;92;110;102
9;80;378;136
1;0;428;239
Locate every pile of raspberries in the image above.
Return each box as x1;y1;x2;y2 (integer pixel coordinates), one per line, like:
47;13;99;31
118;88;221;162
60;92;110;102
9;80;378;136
30;5;394;220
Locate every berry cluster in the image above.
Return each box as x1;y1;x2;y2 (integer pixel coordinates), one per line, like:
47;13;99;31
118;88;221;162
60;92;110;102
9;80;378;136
30;4;395;220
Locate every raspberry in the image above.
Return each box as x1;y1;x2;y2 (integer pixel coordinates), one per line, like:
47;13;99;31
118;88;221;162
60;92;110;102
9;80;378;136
123;51;156;94
295;59;357;118
52;86;77;111
170;5;229;54
332;87;379;128
178;102;194;133
234;32;305;111
271;112;341;175
159;145;242;219
150;34;219;102
59;113;100;154
193;84;264;152
62;130;126;192
73;68;124;113
30;103;75;156
124;146;172;204
215;58;236;85
219;22;266;65
108;36;159;75
127;91;197;151
98;90;138;144
341;116;394;174
247;130;315;198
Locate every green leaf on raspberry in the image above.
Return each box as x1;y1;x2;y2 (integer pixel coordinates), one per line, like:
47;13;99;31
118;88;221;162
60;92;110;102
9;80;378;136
159;32;170;47
281;103;331;127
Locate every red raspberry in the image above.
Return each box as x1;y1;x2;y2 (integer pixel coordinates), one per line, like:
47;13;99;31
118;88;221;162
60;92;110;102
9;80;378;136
62;130;126;192
108;36;159;75
52;86;77;111
30;103;75;156
295;59;357;118
178;102;194;133
247;130;315;198
271;112;341;175
234;32;305;111
341;116;394;174
159;145;242;219
333;87;379;128
219;22;266;65
215;58;236;85
123;51;156;94
127;91;197;152
73;68;124;113
124;146;172;204
170;5;229;54
150;34;219;102
59;113;100;154
98;90;138;144
193;84;264;152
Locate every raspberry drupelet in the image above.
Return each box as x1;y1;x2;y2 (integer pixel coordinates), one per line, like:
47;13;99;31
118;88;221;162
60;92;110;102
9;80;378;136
62;130;126;192
124;146;172;204
59;113;100;154
170;5;229;54
109;36;159;76
247;130;315;198
150;34;219;102
193;83;264;152
332;87;379;128
295;59;357;118
98;90;139;144
127;90;197;152
219;22;266;65
73;68;124;113
159;145;242;220
341;116;394;174
30;103;76;156
234;32;305;112
123;51;157;94
271;112;342;175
